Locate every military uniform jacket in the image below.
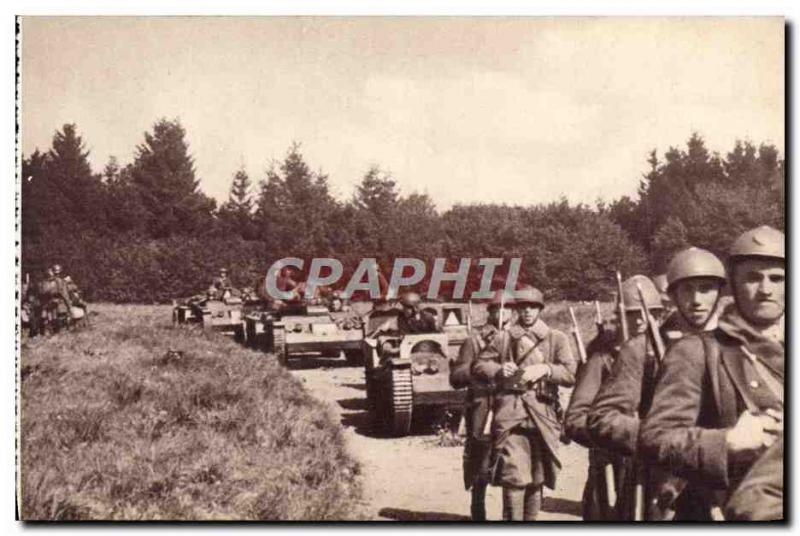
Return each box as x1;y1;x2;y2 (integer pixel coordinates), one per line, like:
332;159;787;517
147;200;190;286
450;324;498;441
725;435;783;521
565;332;617;449
639;306;784;504
472;320;576;465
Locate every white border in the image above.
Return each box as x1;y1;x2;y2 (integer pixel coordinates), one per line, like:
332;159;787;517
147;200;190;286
4;2;796;535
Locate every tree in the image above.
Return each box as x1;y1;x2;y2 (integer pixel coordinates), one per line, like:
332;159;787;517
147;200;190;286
254;143;338;257
128;118;216;238
218;168;257;239
351;166;402;256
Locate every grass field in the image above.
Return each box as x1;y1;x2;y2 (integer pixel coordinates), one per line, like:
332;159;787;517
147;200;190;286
19;304;362;520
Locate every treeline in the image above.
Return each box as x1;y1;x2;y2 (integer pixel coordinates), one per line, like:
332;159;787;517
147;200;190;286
21;120;784;302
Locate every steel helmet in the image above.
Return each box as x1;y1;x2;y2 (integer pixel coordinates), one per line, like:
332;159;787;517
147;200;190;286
52;264;62;275
399;291;422;307
728;226;784;263
487;289;514;310
511;286;545;309
220;267;228;273
666;247;726;292
620;275;663;311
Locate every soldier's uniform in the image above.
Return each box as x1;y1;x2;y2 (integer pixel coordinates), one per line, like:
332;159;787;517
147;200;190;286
472;287;576;520
564;330;628;520
588;251;728;521
640;227;785;521
451;321;500;520
725;434;783;521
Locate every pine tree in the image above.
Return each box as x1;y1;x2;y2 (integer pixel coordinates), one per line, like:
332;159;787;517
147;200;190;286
128;118;216;238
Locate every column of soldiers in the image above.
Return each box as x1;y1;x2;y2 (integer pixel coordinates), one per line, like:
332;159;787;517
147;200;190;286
450;225;783;521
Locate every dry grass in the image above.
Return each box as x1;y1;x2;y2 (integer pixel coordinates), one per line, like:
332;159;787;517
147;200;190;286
19;304;362;520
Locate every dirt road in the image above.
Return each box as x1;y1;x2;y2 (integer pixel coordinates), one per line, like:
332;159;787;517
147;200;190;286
288;356;587;521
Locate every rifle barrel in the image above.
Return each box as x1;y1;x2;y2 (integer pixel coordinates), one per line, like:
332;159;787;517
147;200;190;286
616;272;630;342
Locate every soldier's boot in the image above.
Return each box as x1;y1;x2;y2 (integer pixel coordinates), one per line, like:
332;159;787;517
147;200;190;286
502;486;526;521
471;483;487;521
523;485;543;521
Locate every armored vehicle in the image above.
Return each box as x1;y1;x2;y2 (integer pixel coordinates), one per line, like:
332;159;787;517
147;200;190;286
362;302;471;436
173;294;245;340
244;301;365;366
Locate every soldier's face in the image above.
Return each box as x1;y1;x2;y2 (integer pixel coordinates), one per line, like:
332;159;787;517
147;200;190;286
488;307;512;326
732;258;785;326
517;304;541;327
672;277;722;329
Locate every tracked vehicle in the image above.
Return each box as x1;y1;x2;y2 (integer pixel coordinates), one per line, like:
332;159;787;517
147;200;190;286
362;302;471;436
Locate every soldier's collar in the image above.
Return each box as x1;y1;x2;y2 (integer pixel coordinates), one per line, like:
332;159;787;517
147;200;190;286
510;319;549;340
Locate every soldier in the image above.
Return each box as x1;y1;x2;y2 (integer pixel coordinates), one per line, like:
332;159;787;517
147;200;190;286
397;291;438;334
640;226;784;521
584;275;664;520
449;290;513;520
209;268;233;299
472;286;576;520
587;251;727;520
563;317;624;520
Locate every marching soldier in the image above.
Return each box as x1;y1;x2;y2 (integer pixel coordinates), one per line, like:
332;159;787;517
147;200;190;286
472;286;576;520
587;251;727;520
449;290;513;520
640;226;784;520
563;318;624;520
584;275;665;520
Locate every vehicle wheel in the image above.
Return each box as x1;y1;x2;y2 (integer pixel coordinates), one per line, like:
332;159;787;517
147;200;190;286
345;349;364;367
273;326;288;366
386;367;413;437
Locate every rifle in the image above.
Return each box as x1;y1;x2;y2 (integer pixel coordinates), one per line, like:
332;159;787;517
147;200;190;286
569;306;587;365
632;282;666;521
595;300;603;333
616;272;629;343
483;291;506;436
635;282;665;361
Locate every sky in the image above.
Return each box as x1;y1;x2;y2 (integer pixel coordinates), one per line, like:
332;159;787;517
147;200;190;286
19;17;784;209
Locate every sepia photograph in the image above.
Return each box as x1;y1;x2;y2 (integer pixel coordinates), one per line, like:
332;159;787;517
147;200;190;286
15;15;785;522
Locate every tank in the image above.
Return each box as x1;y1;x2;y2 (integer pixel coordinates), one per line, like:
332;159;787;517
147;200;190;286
244;300;365;366
362;302;471;436
173;292;245;341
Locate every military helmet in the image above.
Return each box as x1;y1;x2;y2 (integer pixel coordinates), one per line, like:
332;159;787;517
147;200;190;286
220;267;228;273
728;226;784;263
331;290;343;299
620;275;663;311
666;247;726;292
52;264;62;275
487;288;513;310
399;291;422;307
511;286;544;309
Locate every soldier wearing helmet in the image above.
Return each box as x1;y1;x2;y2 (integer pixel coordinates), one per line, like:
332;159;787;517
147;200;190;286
450;289;513;520
209;268;238;300
586;274;679;520
397;291;437;334
641;226;784;520
665;247;726;332
472;286;576;520
564;302;627;520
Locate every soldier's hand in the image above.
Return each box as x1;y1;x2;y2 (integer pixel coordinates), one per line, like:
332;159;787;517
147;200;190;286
500;362;519;378
726;411;768;455
762;409;783;445
521;363;550;383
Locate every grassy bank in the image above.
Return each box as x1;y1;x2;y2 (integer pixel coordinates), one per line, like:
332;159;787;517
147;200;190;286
19;304;362;520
